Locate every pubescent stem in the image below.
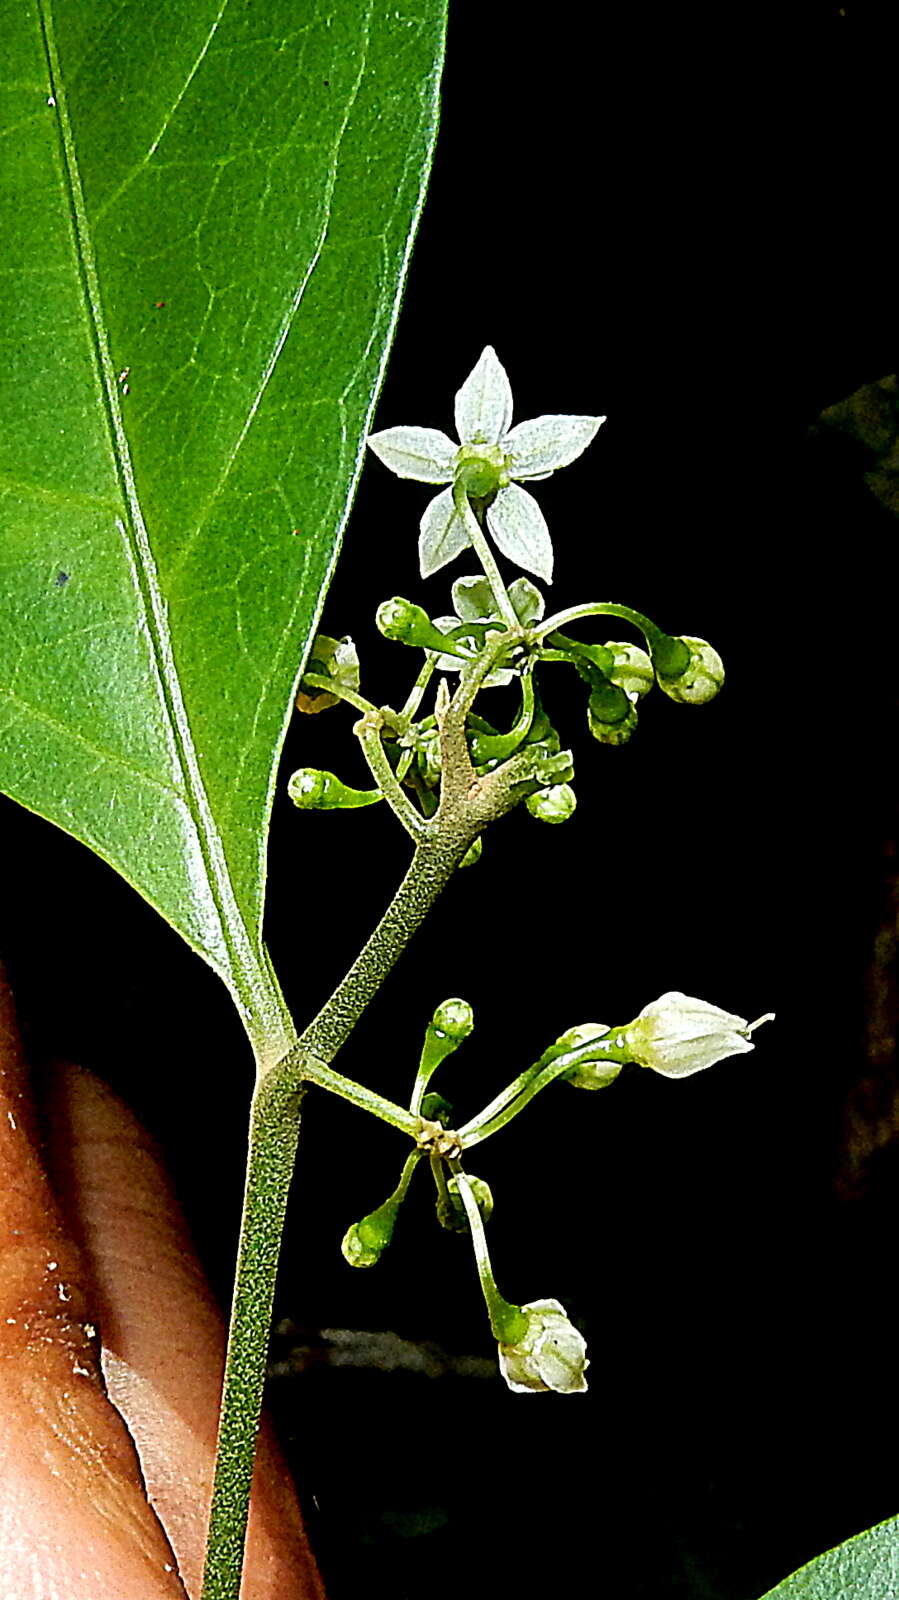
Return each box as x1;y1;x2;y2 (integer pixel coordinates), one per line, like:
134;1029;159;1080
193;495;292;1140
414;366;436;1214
354;709;432;842
200;1061;311;1599
452;480;521;631
279;631;534;1074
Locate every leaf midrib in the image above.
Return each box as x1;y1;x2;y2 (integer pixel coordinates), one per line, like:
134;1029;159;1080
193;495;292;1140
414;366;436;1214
38;0;262;1014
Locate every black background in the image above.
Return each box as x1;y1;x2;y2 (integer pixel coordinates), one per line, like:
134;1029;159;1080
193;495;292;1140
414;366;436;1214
3;3;899;1596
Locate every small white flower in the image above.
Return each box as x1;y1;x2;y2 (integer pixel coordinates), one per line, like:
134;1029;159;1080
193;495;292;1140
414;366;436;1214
498;1298;589;1395
624;992;775;1079
367;346;605;584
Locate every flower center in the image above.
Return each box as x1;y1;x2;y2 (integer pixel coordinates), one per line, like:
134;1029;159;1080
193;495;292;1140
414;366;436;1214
453;443;510;498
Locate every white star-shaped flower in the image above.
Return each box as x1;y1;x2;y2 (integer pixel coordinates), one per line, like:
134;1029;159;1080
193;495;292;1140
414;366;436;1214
367;346;605;584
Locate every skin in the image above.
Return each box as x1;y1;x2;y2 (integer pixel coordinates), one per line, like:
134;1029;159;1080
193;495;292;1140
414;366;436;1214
0;961;326;1600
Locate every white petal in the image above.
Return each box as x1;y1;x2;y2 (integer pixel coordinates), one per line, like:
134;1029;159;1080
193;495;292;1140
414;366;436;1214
454;346;513;446
451;574;497;621
503;414;605;478
419;487;472;578
486;483;554;583
367;426;457;483
507;575;545;624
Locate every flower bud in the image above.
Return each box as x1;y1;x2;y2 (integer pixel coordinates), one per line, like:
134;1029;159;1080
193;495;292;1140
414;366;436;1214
623;991;775;1078
498;1298;589;1395
604;641;654;699
287;767;381;810
376;597;464;655
587;690;638;746
554;1022;623;1090
432;998;475;1041
525;783;577;824
341;1198;398;1268
656;637;724;705
438;1173;495;1233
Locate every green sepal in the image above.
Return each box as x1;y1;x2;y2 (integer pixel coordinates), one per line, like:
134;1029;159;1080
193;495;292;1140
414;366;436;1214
586;678;631;726
649;632;691;680
341;1200;399;1268
420;1091;454;1125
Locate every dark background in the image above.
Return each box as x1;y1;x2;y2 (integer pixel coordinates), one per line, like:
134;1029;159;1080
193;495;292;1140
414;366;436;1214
3;3;899;1596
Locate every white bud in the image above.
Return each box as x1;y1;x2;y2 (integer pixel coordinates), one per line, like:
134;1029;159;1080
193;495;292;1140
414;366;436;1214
498;1298;589;1395
625;992;774;1078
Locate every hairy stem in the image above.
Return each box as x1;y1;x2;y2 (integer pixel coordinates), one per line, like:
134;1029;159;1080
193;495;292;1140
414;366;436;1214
200;1058;308;1600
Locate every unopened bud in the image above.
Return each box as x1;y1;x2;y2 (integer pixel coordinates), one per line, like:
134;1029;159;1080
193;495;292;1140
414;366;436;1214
604;641;654;699
554;1023;623;1091
587;690;638;746
287;767;381;810
432;998;475;1041
438;1174;494;1233
341;1199;398;1268
655;637;724;705
376;597;465;655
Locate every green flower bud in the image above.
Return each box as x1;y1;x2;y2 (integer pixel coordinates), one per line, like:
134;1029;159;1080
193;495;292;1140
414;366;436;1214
376;597;466;656
554;1022;623;1090
587;692;638;746
525;783;577;824
438;1173;494;1233
497;1298;589;1395
604;641;654;699
459;836;483;868
287;767;381;810
655;637;725;705
432;998;475;1041
341;1199;398;1268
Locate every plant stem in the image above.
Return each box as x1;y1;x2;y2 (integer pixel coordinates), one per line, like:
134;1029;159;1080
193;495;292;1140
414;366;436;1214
293;831;474;1065
200;1057;308;1600
452;481;520;630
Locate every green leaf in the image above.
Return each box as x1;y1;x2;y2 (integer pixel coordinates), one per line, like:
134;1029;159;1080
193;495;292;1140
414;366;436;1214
760;1515;899;1599
0;1;447;1053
